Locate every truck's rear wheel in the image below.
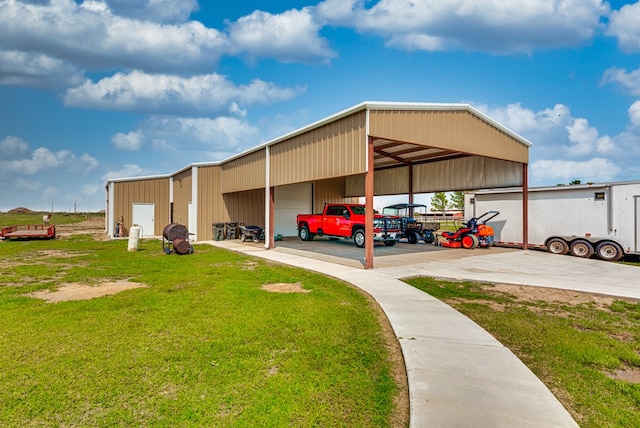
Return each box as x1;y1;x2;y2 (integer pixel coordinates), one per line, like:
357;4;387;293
547;238;569;255
569;239;594;258
407;231;419;244
353;229;365;248
299;225;314;241
461;234;479;249
595;241;623;261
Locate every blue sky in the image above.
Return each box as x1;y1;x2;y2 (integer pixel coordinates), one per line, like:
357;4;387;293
1;0;640;212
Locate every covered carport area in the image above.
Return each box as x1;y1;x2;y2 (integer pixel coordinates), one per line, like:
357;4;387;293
223;101;531;269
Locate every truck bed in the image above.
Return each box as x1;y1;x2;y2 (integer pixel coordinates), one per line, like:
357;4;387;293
1;225;56;240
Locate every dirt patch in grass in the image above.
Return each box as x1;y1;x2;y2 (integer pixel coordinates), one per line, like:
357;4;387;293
608;365;640;384
27;280;147;303
261;282;310;293
489;283;625;309
55;216;108;240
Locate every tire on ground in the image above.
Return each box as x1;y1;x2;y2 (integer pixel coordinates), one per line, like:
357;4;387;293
353;229;366;248
298;224;314;241
461;234;479;249
595;241;623;262
546;238;569;255
569;239;594;258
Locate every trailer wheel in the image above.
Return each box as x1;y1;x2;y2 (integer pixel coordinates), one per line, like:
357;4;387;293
353;229;366;248
407;231;419;244
299;225;314;241
461;234;479;249
595;241;623;262
546;238;569;255
569;239;594;258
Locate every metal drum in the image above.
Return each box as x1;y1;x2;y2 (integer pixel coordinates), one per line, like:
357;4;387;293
163;223;188;241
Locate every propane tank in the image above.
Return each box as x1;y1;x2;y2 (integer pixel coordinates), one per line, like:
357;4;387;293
128;224;141;251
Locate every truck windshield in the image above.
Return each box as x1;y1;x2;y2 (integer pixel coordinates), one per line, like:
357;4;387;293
350;206;365;215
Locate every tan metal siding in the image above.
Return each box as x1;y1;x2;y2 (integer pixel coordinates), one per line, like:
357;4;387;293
221;150;265;193
197;165;229;240
223;189;266;228
369;110;529;163
344;168;411;197
270;111;367;186
313;177;359;213
172;169;192;226
413;157;523;192
112;178;170;236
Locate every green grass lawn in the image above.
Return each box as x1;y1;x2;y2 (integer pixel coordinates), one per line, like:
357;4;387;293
405;277;640;428
0;212;102;227
0;234;402;427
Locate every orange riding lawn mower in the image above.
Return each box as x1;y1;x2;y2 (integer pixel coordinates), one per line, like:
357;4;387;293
439;211;499;249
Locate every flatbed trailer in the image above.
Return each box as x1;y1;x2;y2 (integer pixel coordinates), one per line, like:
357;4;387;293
465;181;640;261
0;225;56;240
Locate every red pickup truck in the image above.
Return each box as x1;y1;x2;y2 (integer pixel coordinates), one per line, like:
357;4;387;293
296;203;401;247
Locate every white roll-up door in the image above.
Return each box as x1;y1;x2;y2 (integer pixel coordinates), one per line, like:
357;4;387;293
274;183;312;237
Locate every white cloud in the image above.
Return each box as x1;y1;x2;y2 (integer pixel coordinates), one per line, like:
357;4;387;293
102;164;149;181
530;158;621;184
140;116;261;155
630;101;640;128
64;71;305;115
0;0;227;73
475;101;640;185
227;7;337;63
111;131;144;152
0;50;84;89
105;0;199;23
567;118;614;155
606;2;640;53
0;136;29;158
601;67;640;96
316;0;608;54
0;146;99;176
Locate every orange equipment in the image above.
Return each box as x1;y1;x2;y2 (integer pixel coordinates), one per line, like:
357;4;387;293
440;211;499;249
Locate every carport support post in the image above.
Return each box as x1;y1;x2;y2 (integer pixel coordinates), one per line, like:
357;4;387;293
365;136;375;269
522;163;529;250
268;186;275;249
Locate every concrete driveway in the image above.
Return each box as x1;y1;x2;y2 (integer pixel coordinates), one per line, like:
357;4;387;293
276;237;640;299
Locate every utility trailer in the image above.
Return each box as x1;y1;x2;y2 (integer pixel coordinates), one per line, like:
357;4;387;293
465;181;640;261
1;224;56;240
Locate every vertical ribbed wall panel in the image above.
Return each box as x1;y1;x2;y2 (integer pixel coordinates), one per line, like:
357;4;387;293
172;169;192;226
270;111;367;187
221;150;266;193
113;178;169;236
369;110;528;163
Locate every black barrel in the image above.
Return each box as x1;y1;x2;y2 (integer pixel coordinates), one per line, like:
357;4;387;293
163;223;189;241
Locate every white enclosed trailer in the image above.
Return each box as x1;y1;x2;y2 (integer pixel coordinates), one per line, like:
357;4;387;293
465;181;640;261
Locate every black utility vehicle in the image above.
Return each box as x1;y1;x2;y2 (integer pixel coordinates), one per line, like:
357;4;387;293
382;203;439;244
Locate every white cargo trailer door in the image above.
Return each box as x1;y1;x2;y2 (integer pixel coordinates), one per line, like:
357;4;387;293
636;196;640;252
275;183;312;237
132;203;155;237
